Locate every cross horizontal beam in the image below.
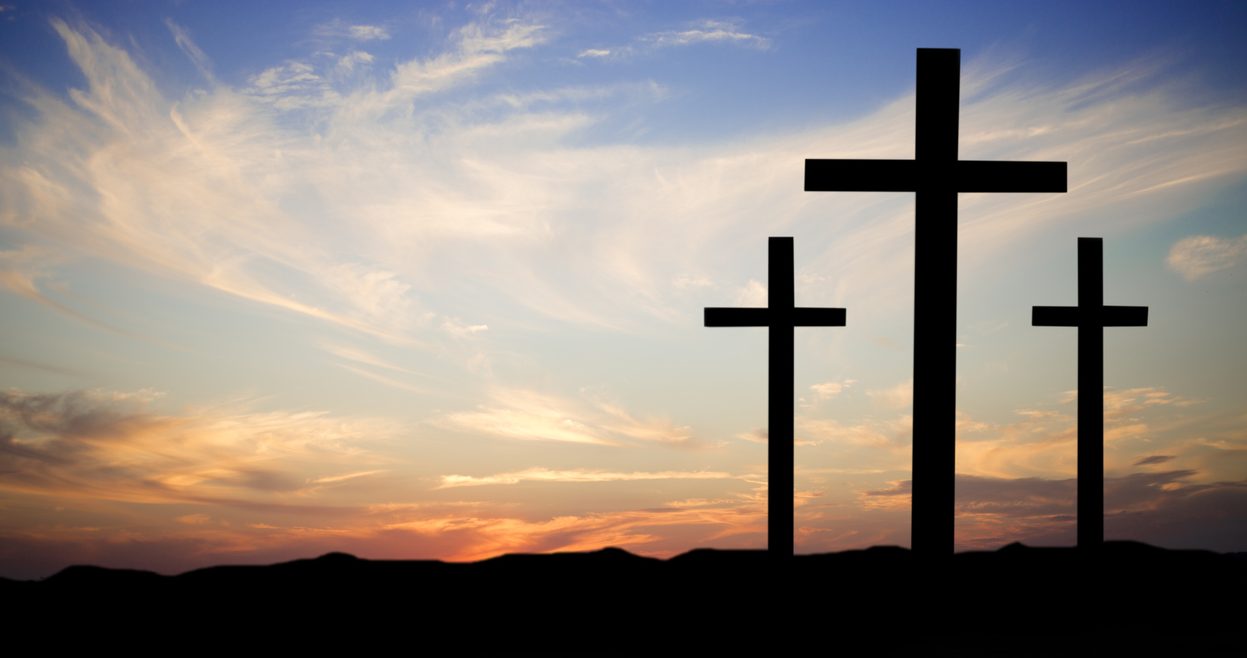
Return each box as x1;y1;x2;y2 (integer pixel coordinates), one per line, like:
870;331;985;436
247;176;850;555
705;307;769;327
705;307;847;327
1032;305;1148;327
805;160;1068;193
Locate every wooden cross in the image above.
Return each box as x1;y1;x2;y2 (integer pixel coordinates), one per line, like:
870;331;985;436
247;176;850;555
1033;237;1148;549
705;237;846;558
805;48;1067;555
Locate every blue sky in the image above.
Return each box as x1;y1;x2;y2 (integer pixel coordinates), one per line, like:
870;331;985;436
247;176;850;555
0;1;1244;578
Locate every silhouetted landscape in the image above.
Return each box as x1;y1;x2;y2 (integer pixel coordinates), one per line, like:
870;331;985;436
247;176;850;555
4;542;1243;652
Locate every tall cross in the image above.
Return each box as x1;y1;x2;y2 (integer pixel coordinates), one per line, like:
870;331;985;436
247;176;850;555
705;237;846;558
804;48;1068;556
1032;237;1148;549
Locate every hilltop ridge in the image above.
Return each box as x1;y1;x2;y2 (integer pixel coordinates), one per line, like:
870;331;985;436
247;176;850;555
2;542;1243;651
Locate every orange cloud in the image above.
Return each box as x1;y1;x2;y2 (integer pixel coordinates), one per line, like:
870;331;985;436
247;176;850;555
0;388;399;508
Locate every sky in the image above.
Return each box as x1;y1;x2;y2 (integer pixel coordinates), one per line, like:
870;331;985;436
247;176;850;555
0;0;1244;579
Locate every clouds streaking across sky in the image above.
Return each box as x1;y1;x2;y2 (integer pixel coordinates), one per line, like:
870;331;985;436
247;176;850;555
0;1;1244;578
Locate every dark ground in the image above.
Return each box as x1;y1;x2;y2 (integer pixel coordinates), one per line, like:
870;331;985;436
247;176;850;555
3;541;1243;654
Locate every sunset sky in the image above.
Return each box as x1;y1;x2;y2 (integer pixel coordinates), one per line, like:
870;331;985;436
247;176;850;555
1;0;1244;579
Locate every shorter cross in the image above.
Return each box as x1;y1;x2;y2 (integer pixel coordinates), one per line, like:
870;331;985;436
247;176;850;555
1032;237;1148;549
705;236;846;558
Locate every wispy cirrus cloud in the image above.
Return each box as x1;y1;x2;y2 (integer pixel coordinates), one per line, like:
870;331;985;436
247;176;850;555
0;245;125;333
319;341;437;393
644;19;771;50
320;342;414;374
1;18;555;346
0;246;66;312
164;18;214;82
435;387;694;447
313;19;392;42
1166;234;1247;281
579;18;770;60
437;467;732;488
4;17;1244;346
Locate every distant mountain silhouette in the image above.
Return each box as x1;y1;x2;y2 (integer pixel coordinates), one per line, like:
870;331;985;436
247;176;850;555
3;543;1243;652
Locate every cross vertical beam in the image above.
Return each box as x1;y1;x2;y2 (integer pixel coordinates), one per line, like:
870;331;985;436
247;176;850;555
1033;237;1148;549
806;48;1067;555
769;237;796;559
912;49;960;558
1077;237;1105;552
705;237;847;558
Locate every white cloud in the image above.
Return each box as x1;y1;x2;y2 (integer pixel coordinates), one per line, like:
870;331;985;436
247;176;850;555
247;60;339;109
343;19;546;120
335;50;375;76
349;25;390;41
441;318;489;337
1166;234;1247;281
646;20;771;50
458;19;544;55
314;20;391;42
582;19;770;62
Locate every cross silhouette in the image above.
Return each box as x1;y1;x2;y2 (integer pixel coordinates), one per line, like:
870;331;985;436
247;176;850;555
705;237;846;558
805;48;1067;555
1033;237;1148;549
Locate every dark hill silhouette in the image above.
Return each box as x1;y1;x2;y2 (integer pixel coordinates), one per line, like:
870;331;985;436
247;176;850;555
2;542;1243;652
